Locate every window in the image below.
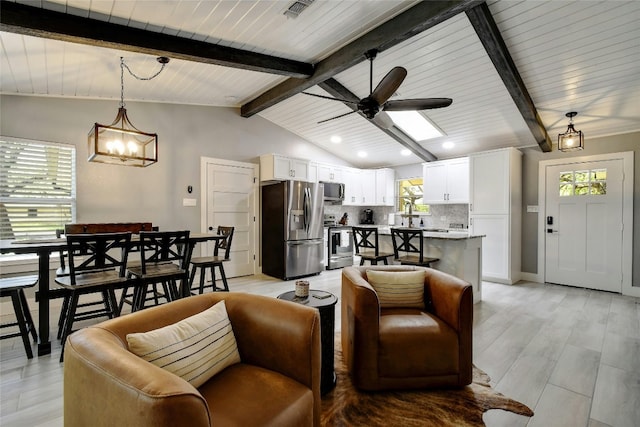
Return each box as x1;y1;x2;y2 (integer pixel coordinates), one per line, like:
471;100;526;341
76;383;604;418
559;168;607;196
1;137;76;240
397;178;430;214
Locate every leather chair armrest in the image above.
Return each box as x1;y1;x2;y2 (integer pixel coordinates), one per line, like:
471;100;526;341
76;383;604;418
424;268;473;332
65;327;210;427
221;293;322;427
341;267;380;387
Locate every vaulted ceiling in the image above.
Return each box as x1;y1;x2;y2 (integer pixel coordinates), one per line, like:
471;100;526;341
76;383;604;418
1;0;639;167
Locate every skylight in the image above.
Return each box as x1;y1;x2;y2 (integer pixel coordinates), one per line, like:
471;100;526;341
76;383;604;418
387;111;444;141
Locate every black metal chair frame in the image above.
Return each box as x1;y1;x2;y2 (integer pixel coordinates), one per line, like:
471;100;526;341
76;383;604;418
56;232;132;361
390;228;439;267
189;226;234;294
125;230;191;312
0;275;38;359
352;226;393;265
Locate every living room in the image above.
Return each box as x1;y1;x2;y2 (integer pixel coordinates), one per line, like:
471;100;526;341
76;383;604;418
1;1;639;426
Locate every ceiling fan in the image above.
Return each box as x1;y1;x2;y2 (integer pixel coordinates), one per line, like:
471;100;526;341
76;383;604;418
303;49;452;129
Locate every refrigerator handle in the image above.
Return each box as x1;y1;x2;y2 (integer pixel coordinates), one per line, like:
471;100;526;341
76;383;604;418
303;187;310;233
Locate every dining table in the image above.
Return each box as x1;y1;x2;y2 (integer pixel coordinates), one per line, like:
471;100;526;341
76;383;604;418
0;232;224;356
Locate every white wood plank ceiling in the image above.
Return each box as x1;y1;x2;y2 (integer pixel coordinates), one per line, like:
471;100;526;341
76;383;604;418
1;0;639;168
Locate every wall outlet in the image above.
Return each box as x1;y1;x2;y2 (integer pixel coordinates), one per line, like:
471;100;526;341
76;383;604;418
527;205;539;213
183;198;197;207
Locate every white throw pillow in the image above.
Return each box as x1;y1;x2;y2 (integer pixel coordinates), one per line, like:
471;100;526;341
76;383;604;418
126;300;241;388
366;270;426;309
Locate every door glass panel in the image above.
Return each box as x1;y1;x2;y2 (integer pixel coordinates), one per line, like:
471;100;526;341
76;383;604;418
559;168;607;197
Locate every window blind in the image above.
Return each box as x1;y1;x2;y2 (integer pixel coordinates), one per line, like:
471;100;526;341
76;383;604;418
1;137;76;240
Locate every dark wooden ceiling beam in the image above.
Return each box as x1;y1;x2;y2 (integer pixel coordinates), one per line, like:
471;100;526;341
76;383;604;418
319;79;438;162
241;0;484;118
0;1;313;78
465;3;552;152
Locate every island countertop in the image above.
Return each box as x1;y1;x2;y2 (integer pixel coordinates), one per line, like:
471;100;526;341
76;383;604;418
364;226;484;240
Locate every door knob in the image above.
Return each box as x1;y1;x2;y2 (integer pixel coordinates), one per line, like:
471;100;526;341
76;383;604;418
208;226;213;231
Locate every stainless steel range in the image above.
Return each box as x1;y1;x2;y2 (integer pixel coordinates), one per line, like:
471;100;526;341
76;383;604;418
326;225;353;270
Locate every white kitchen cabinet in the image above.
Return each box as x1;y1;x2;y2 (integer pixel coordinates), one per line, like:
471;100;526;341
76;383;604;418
423;157;469;204
469;147;521;284
342;167;361;206
260;154;310;182
316;163;344;183
375;168;395;206
360;170;376;205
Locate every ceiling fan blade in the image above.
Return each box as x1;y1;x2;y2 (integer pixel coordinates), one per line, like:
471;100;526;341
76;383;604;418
317;110;358;124
370;67;407;105
383;98;453;111
302;91;358;105
371;111;394;129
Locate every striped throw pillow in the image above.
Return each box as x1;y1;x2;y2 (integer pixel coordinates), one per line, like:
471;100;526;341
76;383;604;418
126;300;241;388
366;270;426;309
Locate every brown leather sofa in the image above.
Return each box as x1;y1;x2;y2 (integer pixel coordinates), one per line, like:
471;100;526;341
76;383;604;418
341;265;473;391
64;292;321;427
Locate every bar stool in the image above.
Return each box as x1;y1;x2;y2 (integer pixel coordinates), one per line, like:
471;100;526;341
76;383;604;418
352;226;394;265
189;226;234;293
390;227;439;267
0;275;39;359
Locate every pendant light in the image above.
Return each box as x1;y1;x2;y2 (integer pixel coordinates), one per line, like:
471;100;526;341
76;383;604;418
88;56;169;167
558;111;584;152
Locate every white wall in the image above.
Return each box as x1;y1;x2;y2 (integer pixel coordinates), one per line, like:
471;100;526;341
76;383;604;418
0;95;349;233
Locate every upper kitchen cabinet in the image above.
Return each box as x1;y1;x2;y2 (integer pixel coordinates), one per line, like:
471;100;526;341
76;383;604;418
342;167;362;206
375;168;395;206
360;169;376;205
423;157;469;204
316;163;344;183
260;154;311;182
469;148;520;215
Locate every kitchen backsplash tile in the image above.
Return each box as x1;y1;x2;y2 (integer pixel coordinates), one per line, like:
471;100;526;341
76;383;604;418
324;203;468;229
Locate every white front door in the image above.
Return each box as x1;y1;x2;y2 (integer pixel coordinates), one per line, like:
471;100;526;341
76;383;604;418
544;159;624;292
202;158;258;277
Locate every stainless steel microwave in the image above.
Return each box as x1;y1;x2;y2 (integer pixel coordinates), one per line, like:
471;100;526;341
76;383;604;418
321;181;345;204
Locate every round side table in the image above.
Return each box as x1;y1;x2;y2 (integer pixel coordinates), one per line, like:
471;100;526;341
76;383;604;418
277;289;337;395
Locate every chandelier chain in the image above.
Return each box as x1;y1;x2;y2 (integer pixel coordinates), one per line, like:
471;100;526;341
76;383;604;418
119;56;169;108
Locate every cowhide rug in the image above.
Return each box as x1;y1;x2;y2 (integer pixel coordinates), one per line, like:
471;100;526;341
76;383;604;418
321;344;533;427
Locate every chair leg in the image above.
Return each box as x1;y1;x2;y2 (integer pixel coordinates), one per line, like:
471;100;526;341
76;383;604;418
60;292;80;362
18;289;38;342
188;267;197;295
57;294;70;340
359;258;365;266
217;265;229;292
210;267;217;292
371;259;378;265
118;285;129;314
10;290;33;359
107;289;120;317
198;267;206;295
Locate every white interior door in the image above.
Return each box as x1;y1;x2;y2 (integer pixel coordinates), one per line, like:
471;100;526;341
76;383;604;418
202;158;257;278
544;159;624;292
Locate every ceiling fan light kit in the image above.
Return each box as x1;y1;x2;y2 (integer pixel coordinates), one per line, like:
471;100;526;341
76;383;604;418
88;56;169;167
304;49;452;132
558;111;584;152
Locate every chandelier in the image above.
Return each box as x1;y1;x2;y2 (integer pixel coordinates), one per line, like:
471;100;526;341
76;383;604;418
88;56;169;167
558;111;584;152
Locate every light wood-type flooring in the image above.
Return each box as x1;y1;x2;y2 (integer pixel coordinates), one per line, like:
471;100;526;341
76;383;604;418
1;268;639;427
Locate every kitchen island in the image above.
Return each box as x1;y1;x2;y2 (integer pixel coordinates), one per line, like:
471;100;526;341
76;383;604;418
374;227;484;303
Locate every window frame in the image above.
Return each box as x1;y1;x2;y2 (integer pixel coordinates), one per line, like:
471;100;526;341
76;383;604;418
1;136;76;249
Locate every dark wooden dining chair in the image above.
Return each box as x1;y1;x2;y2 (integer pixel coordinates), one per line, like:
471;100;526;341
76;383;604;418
352;226;394;265
189;226;234;294
0;275;38;359
390;228;439;267
55;232;132;361
125;230;191;312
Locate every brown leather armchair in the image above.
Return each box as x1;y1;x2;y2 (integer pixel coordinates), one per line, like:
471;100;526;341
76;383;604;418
64;292;321;427
341;266;473;391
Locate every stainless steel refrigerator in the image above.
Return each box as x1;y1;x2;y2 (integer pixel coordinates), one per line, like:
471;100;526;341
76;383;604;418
262;180;324;280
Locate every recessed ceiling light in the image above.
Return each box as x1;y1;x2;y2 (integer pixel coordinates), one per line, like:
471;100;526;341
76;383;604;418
400;149;411;156
442;141;454;149
387;111;445;142
357;151;367;158
330;135;342;144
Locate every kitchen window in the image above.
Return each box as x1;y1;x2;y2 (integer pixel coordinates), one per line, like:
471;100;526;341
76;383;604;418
397;178;430;214
1;137;76;243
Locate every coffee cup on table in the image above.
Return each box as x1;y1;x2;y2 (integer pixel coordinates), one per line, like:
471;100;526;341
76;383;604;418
295;280;309;298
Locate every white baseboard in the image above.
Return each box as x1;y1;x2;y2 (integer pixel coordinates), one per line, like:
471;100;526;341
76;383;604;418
520;272;543;283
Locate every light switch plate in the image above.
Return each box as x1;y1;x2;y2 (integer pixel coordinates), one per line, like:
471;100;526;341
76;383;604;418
183;198;197;207
527;205;539;213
